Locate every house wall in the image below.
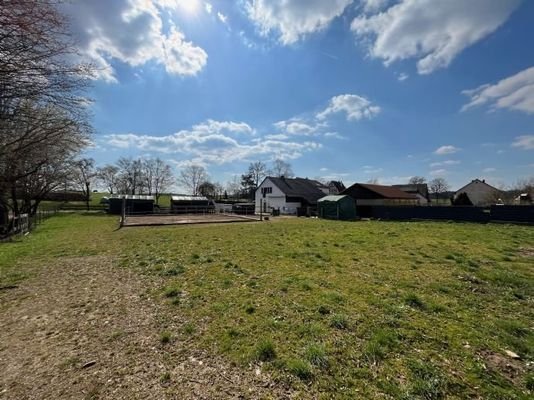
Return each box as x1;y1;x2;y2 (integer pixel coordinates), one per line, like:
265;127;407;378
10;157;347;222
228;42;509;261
456;181;500;206
255;178;301;215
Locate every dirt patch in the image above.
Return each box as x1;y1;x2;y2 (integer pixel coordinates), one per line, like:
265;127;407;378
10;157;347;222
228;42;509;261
517;247;534;258
478;350;525;384
124;214;260;227
0;256;291;399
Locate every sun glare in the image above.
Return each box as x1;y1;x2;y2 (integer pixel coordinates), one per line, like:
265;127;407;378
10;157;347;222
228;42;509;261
178;0;200;15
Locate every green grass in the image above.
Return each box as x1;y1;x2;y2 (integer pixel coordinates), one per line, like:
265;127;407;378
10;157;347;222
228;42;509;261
1;214;533;398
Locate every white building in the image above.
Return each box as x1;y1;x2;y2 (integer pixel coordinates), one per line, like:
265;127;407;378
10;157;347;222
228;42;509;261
255;177;328;215
453;179;501;206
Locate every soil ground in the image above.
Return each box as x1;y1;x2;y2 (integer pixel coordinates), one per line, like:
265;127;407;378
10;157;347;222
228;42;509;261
124;213;260;226
0;255;289;399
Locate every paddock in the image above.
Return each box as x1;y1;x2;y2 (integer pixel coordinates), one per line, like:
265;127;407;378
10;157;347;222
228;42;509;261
122;212;261;227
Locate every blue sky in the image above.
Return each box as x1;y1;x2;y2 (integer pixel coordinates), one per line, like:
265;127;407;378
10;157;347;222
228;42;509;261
69;0;534;191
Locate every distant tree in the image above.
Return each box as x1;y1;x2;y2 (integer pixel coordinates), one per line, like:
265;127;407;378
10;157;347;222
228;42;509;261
213;182;224;200
178;164;207;195
72;158;96;210
429;177;450;202
240;173;256;200
97;165;119;194
198;181;216;198
226;176;241;199
367;178;379;184
248;161;268;187
116;157;144;195
239;161;267;200
142;158;174;204
409;176;427;185
270;158;294;178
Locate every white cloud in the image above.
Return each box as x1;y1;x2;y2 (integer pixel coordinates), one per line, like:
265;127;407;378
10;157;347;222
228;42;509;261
205;2;212;13
273;119;323;136
434;145;460;155
351;0;521;74
105;119;321;165
245;0;352;45
363;166;384;174
511;135;534;150
64;0;207;82
361;0;389;14
317;94;380;121
483;167;496;173
462;66;534;114
217;12;228;24
430;169;448;177
397;73;409;82
430;160;460;168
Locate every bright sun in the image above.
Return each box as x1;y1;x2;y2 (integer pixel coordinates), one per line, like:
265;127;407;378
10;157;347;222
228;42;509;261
178;0;200;14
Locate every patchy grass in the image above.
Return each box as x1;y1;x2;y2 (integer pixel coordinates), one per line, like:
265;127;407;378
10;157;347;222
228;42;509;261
1;214;533;398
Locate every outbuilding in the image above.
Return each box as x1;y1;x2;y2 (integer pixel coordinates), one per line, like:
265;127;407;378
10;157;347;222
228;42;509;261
318;195;356;220
107;195;155;215
170;195;214;214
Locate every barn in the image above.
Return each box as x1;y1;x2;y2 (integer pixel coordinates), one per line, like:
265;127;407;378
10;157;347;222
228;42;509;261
342;183;418;217
170;195;215;214
318;195;356;220
107;195;155;215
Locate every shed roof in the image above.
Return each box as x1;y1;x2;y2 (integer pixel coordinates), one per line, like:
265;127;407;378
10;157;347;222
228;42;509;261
318;195;350;202
342;183;417;199
110;195;155;201
265;176;327;203
171;195;209;201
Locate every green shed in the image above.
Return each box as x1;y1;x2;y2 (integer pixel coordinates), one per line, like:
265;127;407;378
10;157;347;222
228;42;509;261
318;195;356;220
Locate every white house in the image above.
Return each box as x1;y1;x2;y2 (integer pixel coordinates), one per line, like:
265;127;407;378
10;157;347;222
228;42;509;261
453;179;501;206
255;177;328;215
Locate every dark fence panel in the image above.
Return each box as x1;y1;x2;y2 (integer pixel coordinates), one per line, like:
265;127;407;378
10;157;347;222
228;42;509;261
364;206;490;223
490;205;534;224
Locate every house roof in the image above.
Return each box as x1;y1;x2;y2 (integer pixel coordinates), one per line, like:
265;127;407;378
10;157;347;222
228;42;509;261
342;183;417;199
455;178;500;194
264;176;327;204
328;181;346;192
392;184;429;198
318;195;350;202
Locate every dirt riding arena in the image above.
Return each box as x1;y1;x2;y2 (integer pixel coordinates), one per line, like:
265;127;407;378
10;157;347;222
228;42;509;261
123;213;261;227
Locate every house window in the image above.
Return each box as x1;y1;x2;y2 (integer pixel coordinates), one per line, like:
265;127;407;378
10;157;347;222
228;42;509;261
261;187;272;195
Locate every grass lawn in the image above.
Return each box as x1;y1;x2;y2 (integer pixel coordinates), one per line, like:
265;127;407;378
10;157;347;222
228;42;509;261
1;214;533;398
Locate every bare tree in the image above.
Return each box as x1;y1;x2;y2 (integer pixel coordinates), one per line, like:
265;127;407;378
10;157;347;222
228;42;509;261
270;158;294;178
367;178;379;184
0;0;94;228
0;1;93;114
248;161;268;187
409;176;427;185
97;165;119;194
1;103;89;217
429;177;450;201
142;158;174;204
225;176;241;199
72;158;96;210
178;165;207;195
116;157;144;195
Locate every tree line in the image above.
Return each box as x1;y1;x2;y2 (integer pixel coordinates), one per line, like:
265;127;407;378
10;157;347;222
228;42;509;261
0;0;94;221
